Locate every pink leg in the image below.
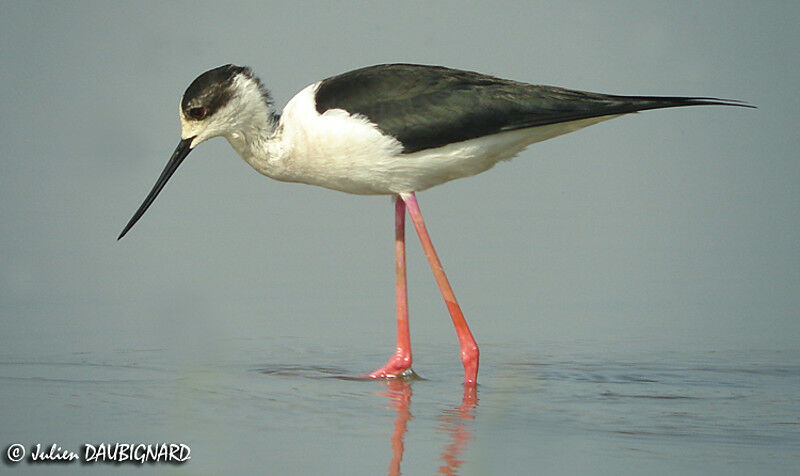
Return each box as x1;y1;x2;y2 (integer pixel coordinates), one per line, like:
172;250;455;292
366;196;413;379
401;192;479;385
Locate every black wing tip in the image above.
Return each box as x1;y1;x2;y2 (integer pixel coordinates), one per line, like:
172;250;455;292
618;95;757;110
684;97;757;109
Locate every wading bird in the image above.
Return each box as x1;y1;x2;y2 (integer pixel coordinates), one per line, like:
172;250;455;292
119;63;751;385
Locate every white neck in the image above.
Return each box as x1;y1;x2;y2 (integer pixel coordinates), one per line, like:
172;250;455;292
223;110;281;176
220;75;285;178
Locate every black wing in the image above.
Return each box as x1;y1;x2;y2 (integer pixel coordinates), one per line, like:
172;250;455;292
314;64;751;154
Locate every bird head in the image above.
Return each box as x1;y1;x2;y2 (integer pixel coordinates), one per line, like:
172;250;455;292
118;64;272;239
179;64;272;148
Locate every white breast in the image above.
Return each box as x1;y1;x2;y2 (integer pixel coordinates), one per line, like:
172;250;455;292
270;84;405;194
265;84;620;195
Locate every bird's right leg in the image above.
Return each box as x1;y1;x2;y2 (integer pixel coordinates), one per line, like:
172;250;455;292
365;195;413;379
401;192;479;385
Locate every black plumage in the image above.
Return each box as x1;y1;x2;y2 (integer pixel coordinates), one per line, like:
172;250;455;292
181;65;242;118
181;64;273;119
315;63;750;154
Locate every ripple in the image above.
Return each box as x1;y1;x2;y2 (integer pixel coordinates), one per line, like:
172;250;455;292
254;364;424;381
599;390;700;400
0;360;168;384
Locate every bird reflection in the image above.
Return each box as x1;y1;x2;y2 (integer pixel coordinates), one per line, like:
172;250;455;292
378;380;414;475
438;385;477;475
377;381;478;475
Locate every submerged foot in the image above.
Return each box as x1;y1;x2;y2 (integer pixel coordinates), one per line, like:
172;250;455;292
364;367;418;380
364;355;415;379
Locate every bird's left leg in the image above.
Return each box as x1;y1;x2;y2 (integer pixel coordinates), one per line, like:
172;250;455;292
365;195;413;378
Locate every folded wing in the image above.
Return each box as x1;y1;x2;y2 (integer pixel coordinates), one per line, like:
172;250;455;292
314;63;751;154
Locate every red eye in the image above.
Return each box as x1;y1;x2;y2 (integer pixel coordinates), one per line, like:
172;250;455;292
188;107;206;119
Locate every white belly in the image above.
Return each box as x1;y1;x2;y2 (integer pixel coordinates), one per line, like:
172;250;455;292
394;115;619;193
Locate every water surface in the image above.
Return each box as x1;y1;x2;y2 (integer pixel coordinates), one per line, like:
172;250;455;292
1;338;797;474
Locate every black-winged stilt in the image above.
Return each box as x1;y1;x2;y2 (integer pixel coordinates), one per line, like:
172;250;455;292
119;63;751;385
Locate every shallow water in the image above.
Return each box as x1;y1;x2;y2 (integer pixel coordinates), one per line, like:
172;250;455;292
1;338;797;475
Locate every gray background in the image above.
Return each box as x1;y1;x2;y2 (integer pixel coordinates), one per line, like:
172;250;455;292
2;1;796;352
0;2;798;474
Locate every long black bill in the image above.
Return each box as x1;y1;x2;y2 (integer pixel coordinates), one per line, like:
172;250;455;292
118;137;195;240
